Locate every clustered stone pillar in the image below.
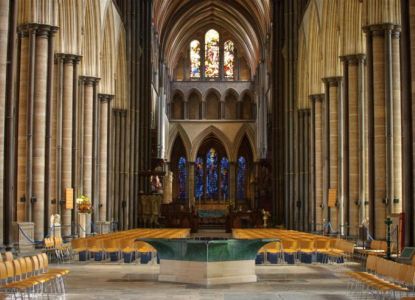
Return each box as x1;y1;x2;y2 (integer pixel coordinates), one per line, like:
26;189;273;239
310;94;324;231
80;77;99;198
340;54;367;236
364;24;402;239
56;54;81;237
14;24;57;241
98;94;113;221
322;77;343;233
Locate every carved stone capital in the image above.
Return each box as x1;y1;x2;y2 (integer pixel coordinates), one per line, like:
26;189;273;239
98;93;114;103
17;23;59;38
309;93;325;102
322;76;342;87
79;76;100;86
340;54;366;65
55;53;82;64
362;23;401;37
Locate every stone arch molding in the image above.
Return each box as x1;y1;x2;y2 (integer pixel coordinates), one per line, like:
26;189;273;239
190;126;232;162
234;124;258;162
167;124;192;162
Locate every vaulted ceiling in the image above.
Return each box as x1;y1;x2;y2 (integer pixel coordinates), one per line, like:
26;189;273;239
153;0;271;75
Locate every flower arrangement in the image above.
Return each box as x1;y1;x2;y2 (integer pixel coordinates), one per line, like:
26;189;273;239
76;195;92;214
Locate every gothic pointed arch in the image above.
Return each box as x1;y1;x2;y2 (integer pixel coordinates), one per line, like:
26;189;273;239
191;126;231;162
233;125;258;162
167;124;192;162
170;135;188;201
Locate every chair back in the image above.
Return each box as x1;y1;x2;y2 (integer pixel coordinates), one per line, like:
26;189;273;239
0;262;7;281
31;256;40;273
4;261;14;279
12;259;23;278
71;238;87;250
24;257;34;276
4;251;13;262
41;253;49;269
366;254;377;272
314;239;330;250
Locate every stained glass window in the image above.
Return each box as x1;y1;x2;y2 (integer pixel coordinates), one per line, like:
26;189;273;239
237;156;247;200
220;157;229;200
206;148;218;198
190;40;201;78
178;157;187;200
224;40;234;78
205;29;220;78
195;157;204;200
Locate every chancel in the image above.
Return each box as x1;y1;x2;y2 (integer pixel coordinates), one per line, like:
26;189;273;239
0;0;415;299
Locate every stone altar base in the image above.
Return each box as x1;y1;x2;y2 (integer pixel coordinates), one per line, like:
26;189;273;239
159;260;257;286
140;238;276;286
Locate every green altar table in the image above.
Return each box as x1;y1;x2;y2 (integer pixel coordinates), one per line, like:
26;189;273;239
139;238;277;286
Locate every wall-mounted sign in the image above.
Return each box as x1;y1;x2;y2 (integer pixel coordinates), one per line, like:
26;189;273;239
65;188;74;209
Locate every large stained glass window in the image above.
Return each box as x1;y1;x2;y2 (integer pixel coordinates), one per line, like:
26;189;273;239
205;29;220;78
190;40;201;78
237;156;247;200
195;157;204;200
178;157;187;200
224;40;235;78
206;148;218;198
220;157;229;200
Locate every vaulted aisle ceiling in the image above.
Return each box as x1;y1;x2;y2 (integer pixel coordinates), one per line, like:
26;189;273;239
153;0;271;75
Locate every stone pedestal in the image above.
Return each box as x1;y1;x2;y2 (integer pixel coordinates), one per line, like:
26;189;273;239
141;238;276;286
95;221;110;234
78;213;91;238
163;171;173;204
13;222;35;253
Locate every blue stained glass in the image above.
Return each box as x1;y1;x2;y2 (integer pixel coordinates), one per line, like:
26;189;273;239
178;157;187;200
220;157;229;200
195;157;204;200
237;156;246;200
206;148;218;198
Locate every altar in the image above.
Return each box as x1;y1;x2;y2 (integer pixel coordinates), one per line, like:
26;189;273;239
139;238;278;286
196;202;229;228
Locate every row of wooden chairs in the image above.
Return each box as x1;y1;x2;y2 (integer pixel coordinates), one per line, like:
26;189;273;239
0;253;69;299
235;229;355;264
44;237;71;263
71;228;190;262
346;255;415;299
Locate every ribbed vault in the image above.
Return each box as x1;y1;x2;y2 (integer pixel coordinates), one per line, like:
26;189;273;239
153;0;271;76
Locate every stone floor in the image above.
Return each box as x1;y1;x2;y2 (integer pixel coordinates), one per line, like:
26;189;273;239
61;261;362;300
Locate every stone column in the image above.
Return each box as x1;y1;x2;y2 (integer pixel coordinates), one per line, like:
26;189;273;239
56;54;81;237
340;54;366;236
15;24;57;241
220;99;225;119
364;24;401;239
297;109;304;231
303;109;311;232
98;94;113;221
229;162;236;206
188;162;195;208
310;94;324;231
3;0;17;247
392;30;402;214
16;27;30;223
322;77;343;233
80;76;99;198
201;100;206;119
0;0;9;245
